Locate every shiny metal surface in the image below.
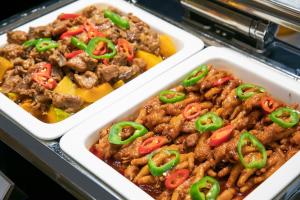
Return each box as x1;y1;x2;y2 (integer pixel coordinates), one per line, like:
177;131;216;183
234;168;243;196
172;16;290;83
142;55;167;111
215;0;300;32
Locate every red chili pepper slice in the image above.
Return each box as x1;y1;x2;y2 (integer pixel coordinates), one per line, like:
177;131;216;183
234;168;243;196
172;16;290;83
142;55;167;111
117;38;134;62
183;103;202;120
65;50;84;59
60;26;85;40
208;125;234;147
138;136;168;155
260;96;279;113
58;13;80;20
84;21;106;39
93;42;107;56
212;76;233;87
102;58;109;65
32;63;57;90
165;169;190;189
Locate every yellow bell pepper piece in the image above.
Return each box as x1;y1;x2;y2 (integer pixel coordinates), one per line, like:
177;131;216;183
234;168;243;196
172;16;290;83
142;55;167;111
0;56;13;81
20;100;41;118
7;93;18;101
76;83;113;103
54;76;76;95
136;50;163;70
159;34;176;58
47;106;71;123
113;80;125;89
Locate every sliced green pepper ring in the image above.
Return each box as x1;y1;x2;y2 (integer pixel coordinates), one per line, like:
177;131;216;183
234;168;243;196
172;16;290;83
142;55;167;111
148;149;180;176
182;65;209;87
36;39;58;52
108;121;148;145
104;10;130;29
269;107;299;128
237;132;267;169
86;37;116;59
159;90;186;103
195;112;223;133
236;83;265;100
190;176;220;200
23;38;51;48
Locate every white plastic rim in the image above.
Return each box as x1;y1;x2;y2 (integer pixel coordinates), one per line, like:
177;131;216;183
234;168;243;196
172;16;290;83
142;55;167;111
0;0;204;140
60;46;300;200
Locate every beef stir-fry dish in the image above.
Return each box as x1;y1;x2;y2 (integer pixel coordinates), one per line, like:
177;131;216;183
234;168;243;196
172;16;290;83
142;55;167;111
0;5;176;123
91;65;300;200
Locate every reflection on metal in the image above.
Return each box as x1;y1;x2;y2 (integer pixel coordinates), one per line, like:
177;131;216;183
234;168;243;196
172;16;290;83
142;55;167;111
181;0;277;49
215;0;300;32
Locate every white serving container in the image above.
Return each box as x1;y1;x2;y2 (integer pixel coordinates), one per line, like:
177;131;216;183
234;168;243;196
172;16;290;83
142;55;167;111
0;0;204;140
60;46;300;200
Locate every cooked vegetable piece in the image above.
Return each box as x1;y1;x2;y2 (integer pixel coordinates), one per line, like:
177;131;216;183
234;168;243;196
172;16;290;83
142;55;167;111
159;90;186;103
195;112;223;133
60;26;85;40
65;50;84;59
117;38;134;62
165;169;189;189
269;107;299;128
139;136;168;155
190;176;220;200
109;121;148;145
148;150;180;176
212;76;233;87
35;38;58;52
236;83;265;100
0;56;13;81
47;106;71;123
136;50;162;70
32;62;57;90
104;10;130;29
209;125;234;147
183;103;202;119
75;82;113;103
237;132;267;169
112;80;125;89
260;96;279;113
20;100;41;118
86;37;116;59
84;21;106;39
71;37;87;50
58;13;80;20
159;34;176;58
182;65;209;87
54;76;76;95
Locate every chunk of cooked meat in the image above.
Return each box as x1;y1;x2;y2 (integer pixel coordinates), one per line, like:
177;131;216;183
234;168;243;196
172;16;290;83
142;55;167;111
65;53;98;72
74;71;98;89
28;25;52;39
52;93;83;113
96;64;119;82
0;44;24;59
7;30;28;45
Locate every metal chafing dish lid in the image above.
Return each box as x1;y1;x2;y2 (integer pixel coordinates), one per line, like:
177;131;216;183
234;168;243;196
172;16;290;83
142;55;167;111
215;0;300;32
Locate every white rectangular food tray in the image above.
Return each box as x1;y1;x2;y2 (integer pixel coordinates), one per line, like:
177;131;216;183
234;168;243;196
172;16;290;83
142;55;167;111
0;0;204;140
60;46;300;200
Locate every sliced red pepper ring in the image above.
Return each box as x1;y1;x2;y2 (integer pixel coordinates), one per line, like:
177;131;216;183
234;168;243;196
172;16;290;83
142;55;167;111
84;21;106;39
93;41;107;55
260;96;279;113
183;103;202;120
32;74;57;90
209;125;234;147
138;136;168;155
65;50;84;59
165;169;190;190
58;13;80;20
102;58;109;65
60;26;85;40
212;76;233;87
34;62;52;78
117;38;134;62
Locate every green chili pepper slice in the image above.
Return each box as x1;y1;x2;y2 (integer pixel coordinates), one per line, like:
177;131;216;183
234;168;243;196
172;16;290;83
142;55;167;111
182;65;209;87
195;112;223;133
236;83;265;100
23;38;51;48
71;37;87;50
86;37;116;59
269;107;299;128
148;150;180;176
104;10;130;29
35;38;58;52
237;132;267;169
190;176;220;200
159;90;186;103
109;121;148;145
